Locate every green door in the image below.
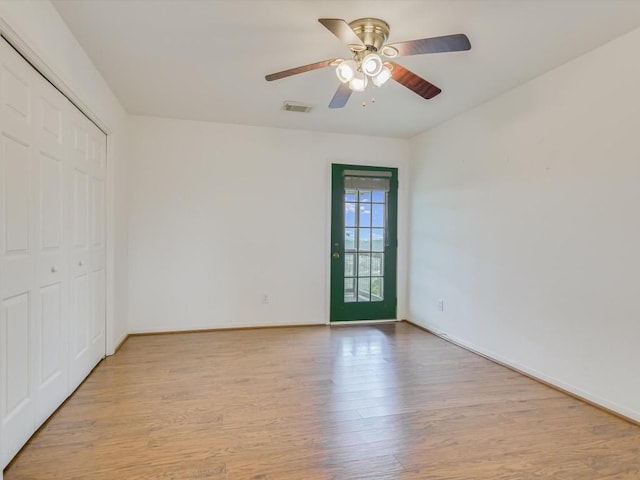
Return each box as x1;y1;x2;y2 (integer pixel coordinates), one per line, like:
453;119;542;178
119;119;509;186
330;164;398;321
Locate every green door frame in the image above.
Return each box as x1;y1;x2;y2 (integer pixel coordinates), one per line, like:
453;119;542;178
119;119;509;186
330;163;398;321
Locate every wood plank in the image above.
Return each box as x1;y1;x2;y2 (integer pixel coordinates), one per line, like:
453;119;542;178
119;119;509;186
5;322;640;479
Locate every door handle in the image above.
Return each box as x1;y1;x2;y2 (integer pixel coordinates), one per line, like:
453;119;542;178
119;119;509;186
332;242;340;259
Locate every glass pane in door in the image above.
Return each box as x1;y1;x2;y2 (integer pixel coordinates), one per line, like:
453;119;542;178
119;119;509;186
343;186;386;303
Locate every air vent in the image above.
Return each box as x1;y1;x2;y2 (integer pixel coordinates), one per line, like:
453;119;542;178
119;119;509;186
282;101;313;113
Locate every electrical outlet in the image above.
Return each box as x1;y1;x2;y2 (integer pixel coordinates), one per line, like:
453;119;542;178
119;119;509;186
437;299;444;312
261;294;269;305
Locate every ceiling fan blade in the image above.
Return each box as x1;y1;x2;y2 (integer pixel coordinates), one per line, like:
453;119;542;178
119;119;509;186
389;62;441;100
329;82;352;109
265;59;339;81
318;18;366;50
385;34;471;57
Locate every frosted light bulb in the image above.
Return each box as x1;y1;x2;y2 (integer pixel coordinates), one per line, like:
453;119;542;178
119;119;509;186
361;53;383;76
335;60;357;83
372;66;392;87
349;71;368;92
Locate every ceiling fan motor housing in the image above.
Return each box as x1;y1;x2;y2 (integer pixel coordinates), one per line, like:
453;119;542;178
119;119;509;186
348;18;390;51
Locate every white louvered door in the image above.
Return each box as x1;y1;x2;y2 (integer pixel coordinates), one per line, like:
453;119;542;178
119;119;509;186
0;37;107;468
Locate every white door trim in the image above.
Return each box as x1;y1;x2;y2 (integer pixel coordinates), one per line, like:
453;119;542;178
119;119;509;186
0;18;108;134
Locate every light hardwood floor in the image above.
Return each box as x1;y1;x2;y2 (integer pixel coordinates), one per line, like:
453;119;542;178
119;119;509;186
5;322;640;479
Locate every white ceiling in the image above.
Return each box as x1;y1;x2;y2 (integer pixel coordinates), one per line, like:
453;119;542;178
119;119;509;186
52;0;640;138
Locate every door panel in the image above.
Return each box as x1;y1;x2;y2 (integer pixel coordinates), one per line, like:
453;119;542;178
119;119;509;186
330;164;398;321
68;120;92;388
73;168;89;249
90;173;106;272
33;73;68;427
39;284;62;384
4;136;30;252
3;294;30;418
1;61;31;143
40;153;63;250
91;177;104;247
39;97;62;147
91;270;105;343
0;42;37;467
68;115;105;383
1;293;33;464
70;273;90;386
88;130;105;365
36;281;67;425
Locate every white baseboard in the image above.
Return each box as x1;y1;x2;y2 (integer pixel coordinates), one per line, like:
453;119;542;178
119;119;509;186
127;321;325;336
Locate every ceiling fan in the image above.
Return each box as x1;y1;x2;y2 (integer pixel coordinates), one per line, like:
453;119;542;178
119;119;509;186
265;18;471;108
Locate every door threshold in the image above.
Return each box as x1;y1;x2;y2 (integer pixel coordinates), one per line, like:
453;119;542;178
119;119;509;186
330;319;398;326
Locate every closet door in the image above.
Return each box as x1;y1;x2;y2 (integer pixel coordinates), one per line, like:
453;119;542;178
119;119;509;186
0;37;107;468
68;113;93;390
68;108;106;390
0;39;106;469
0;40;38;468
32;70;69;428
88;125;106;368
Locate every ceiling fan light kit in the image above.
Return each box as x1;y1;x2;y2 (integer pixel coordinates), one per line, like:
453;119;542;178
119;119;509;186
336;59;357;83
349;71;368;92
372;64;392;87
265;17;471;108
381;45;399;58
362;53;383;76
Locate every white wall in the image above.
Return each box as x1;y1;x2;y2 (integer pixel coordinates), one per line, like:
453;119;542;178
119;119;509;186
0;0;129;353
409;27;640;421
128;116;409;333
